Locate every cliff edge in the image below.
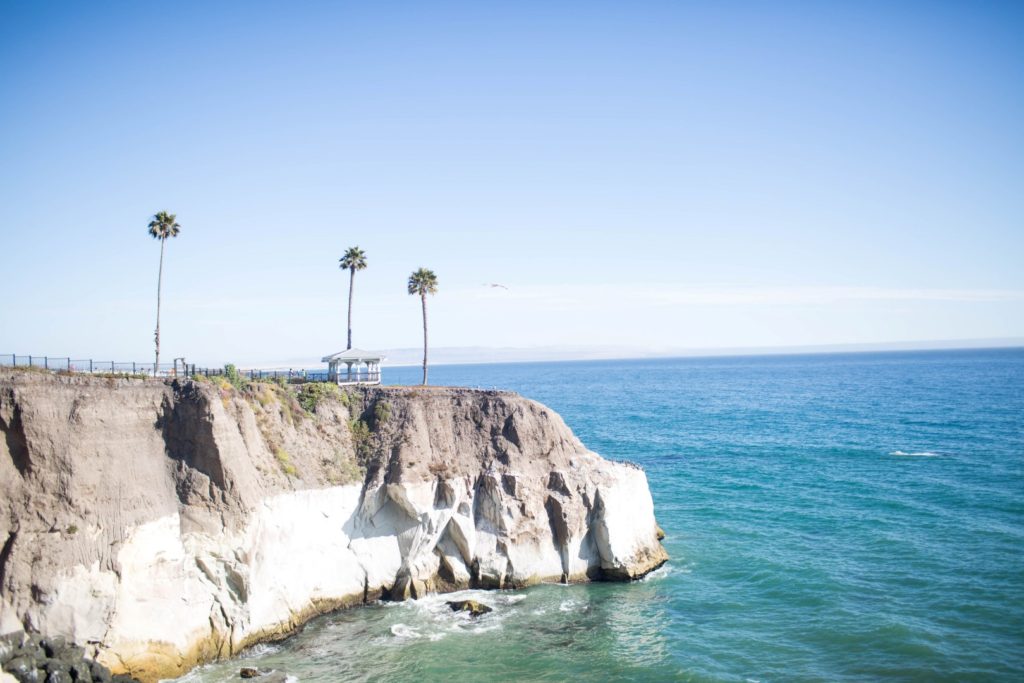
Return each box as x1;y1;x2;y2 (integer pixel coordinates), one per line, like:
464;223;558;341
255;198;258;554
0;371;667;681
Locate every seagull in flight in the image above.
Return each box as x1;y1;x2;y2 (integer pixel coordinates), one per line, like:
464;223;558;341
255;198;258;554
484;283;509;290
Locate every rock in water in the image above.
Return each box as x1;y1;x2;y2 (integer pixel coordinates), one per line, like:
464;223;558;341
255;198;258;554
0;373;668;682
447;600;493;617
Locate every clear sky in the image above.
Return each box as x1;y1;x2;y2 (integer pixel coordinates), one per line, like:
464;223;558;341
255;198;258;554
1;1;1022;366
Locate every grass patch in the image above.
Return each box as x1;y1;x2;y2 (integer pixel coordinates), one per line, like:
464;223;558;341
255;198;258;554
241;381;278;410
275;447;298;477
325;451;366;485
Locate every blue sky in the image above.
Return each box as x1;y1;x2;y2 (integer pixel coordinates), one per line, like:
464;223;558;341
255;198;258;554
1;1;1022;366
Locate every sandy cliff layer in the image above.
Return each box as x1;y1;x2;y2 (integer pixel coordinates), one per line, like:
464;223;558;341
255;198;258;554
0;372;667;682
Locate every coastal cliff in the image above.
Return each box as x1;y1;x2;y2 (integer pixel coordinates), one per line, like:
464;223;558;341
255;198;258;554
0;372;667;682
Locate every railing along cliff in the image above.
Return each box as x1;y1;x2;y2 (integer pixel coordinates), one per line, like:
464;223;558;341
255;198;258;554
0;354;343;384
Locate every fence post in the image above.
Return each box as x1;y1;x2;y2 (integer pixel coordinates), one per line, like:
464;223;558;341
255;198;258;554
133;362;136;374
111;362;115;372
89;360;93;373
29;356;32;367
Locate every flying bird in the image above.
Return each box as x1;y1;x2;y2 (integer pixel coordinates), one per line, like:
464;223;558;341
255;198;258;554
484;283;509;290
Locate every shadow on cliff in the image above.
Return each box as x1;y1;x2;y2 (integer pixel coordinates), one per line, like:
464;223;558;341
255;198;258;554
156;381;238;513
0;398;31;476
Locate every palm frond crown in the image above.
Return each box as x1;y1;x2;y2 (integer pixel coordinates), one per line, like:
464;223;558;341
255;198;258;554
407;268;438;296
339;246;368;271
147;211;181;240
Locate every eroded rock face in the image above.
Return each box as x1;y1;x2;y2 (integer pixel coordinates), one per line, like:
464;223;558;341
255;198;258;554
0;373;667;682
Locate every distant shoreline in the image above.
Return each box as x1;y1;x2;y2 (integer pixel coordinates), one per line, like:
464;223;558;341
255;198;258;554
377;342;1024;369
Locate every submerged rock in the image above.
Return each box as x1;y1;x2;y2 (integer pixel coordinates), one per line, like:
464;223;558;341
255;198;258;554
238;669;286;682
446;600;493;617
239;668;286;681
0;373;667;682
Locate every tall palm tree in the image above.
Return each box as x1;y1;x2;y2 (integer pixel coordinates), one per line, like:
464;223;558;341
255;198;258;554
339;246;367;350
407;268;438;386
148;211;181;376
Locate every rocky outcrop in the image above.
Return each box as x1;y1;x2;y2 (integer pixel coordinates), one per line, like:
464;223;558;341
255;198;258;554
0;372;667;682
0;631;139;683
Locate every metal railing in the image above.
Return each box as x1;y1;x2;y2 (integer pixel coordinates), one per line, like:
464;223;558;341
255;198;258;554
1;354;348;384
1;355;178;376
333;372;381;384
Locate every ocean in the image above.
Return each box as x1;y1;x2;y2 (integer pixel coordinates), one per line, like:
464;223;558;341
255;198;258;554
176;348;1024;682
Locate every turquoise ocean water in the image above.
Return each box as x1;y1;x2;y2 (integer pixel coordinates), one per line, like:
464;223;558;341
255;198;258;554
177;349;1024;682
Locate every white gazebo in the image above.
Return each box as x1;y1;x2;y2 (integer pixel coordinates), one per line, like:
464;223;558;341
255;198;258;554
321;348;385;385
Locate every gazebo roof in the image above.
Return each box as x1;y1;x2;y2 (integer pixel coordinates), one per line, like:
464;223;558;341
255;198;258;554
321;348;386;363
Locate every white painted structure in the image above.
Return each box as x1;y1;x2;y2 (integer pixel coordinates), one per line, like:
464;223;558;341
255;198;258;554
321;348;384;385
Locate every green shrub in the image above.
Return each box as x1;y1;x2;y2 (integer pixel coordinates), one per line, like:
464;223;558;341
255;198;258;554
349;418;372;459
223;363;244;389
298;382;340;413
373;401;391;426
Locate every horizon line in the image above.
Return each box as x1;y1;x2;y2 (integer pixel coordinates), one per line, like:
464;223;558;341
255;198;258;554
365;337;1024;369
5;337;1022;372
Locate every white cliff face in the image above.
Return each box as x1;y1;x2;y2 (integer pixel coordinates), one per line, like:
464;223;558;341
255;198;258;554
0;373;667;682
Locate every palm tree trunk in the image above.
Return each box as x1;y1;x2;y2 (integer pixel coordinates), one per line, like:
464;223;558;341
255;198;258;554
347;267;355;350
421;292;429;386
154;238;165;376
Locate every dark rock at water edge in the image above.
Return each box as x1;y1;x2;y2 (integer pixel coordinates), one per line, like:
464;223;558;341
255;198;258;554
446;599;493;617
238;667;287;682
0;632;137;683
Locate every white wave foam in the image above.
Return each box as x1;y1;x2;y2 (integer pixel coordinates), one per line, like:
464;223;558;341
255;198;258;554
889;450;940;457
559;600;577;612
640;564;673;582
240;642;281;658
390;623;420;639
